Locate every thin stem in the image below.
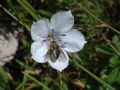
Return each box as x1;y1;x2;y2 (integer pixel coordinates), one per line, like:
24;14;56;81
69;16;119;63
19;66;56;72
77;4;120;34
21;61;28;90
101;33;120;56
57;71;63;85
0;4;30;30
17;0;41;20
21;0;35;12
75;61;116;90
16;60;51;90
16;60;28;90
26;74;51;90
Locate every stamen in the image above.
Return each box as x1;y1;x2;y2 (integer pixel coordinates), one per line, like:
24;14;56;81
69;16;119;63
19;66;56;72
42;39;46;42
57;41;66;48
61;34;66;36
52;29;54;32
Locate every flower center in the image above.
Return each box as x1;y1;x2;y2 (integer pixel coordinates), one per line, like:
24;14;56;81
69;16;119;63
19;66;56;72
47;31;54;42
47;30;61;62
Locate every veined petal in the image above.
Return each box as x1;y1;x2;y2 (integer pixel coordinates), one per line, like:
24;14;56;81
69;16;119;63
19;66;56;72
48;50;69;72
31;41;49;63
50;10;74;33
31;19;50;41
60;29;86;52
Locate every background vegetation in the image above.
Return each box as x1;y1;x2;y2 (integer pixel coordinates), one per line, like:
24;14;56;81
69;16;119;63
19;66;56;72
0;0;120;90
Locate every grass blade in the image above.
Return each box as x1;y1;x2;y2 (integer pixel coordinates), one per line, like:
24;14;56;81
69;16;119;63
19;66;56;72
17;0;41;20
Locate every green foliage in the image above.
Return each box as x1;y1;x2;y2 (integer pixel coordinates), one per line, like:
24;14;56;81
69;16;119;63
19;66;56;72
112;35;120;52
97;34;120;89
107;68;120;84
0;66;9;90
109;55;120;67
106;35;120;85
0;0;120;90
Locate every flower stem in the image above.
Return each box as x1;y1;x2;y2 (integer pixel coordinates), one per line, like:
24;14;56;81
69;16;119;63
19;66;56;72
26;74;51;90
75;61;116;90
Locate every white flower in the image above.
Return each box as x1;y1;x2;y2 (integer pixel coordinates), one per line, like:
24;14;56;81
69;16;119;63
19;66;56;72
31;10;86;72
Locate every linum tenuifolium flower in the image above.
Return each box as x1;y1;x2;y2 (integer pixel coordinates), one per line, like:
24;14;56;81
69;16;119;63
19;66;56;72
31;10;86;72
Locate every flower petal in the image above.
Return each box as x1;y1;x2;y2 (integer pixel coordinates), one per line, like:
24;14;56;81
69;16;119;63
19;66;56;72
60;29;86;52
31;19;50;41
31;41;49;63
48;50;69;72
50;10;74;33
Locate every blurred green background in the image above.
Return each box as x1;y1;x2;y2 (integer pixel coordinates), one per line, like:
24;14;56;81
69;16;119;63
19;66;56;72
0;0;120;90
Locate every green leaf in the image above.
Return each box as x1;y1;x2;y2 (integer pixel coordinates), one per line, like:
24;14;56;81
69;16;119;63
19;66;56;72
112;35;119;44
118;73;120;83
115;42;120;52
109;55;120;67
38;9;52;17
112;35;120;52
107;68;120;84
95;44;114;55
0;66;9;90
17;0;41;20
75;61;116;90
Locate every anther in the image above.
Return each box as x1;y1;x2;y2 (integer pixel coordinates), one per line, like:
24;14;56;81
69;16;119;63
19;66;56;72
61;34;66;36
